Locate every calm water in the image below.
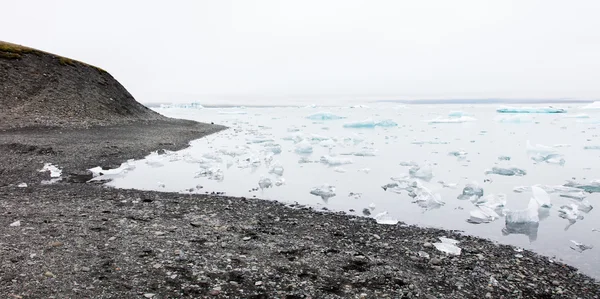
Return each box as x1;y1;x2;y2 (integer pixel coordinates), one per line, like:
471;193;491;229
103;103;600;278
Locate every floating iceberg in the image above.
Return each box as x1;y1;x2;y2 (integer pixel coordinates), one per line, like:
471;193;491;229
513;184;582;194
412;187;444;210
39;163;62;178
498;156;511;161
195;167;224;181
558;204;584;229
448;150;467;160
306;112;345;120
457;183;484;200
531;186;552;208
495;115;533;123
531;153;565;166
268;163;285;176
433;237;461;255
399;161;419;167
559;192;587;201
294;141;313;154
320;155;353;166
438;181;458;189
283;132;304;143
341;148;377;157
468;206;500;224
374;211;398;225
583;145;600;150
496;106;567;114
258;177;273;189
247;137;274;144
343;118;398;128
310;184;336;201
474;194;507;211
568;198;593;213
563;113;590;119
505;198;539;224
564;180;600;193
409;164;433;181
526;141;557;155
570;240;594;253
580;101;600;109
448;111;470;117
263;144;282;155
427;116;476;124
275;177;286;186
485;167;526;176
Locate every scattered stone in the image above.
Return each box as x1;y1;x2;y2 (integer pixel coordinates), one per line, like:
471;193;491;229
143;294;155;298
9;221;21;227
423;242;433;248
43;271;55;278
255;281;263;286
430;258;442;265
242;236;251;241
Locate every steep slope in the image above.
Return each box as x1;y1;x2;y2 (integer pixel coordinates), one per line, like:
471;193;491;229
0;41;165;130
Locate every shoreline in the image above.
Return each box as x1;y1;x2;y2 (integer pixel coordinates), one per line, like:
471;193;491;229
1;120;599;298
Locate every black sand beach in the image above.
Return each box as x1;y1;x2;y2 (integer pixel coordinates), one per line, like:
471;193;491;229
1;41;599;298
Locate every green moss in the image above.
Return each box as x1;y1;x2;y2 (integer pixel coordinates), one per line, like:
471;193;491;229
59;57;76;66
0;51;22;59
0;42;37;60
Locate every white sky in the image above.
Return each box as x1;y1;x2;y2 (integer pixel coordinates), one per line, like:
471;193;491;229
3;0;600;103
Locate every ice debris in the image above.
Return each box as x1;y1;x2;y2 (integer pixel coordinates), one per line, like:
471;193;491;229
258;177;273;189
320;155;352;166
218;110;247;115
531;153;565;165
564;180;600;193
399;161;419;167
373;211;398;225
427;116;476;124
358;168;371;174
17;183;27;188
310;184;336;200
496;106;567;114
485;167;526;176
474;194;507;211
498;156;511;161
306;112;345;120
159;102;204;109
531;186;552;208
294;141;313;154
412;187;444;210
275;178;286;186
89;160;136;180
409;164;433;181
448;150;467;160
341;148;377;156
513;184;582;194
433;237;461;256
39;163;62;178
195;167;224;181
9;220;21;227
263;144;282;155
502;198;540;242
438;181;457;189
268;163;285;176
448;111;470;117
583;145;600;150
333;167;346;173
457;183;484;200
343;119;398;128
564;113;590;119
558;204;584;229
468;206;500;224
570;240;593;253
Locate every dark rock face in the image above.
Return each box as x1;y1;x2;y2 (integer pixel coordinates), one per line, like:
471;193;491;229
0;41;164;130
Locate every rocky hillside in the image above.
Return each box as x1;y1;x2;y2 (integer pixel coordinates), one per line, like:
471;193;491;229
0;41;165;130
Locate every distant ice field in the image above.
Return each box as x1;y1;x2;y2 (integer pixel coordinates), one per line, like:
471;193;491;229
100;103;600;278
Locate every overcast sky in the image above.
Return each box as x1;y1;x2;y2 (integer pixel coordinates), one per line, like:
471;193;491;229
3;0;600;103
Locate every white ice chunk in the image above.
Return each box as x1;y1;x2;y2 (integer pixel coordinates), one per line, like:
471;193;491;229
564;180;600;193
374;211;398;225
468;206;500;224
485;167;526;176
413;187;444;210
333;167;346;173
583;145;600;150
258;177;273;189
268;163;285;176
320;155;353;166
496;106;566;113
195;167;224;181
558;204;584;224
17;183;27;188
427;116;477;124
358;168;371;174
526;140;557;155
399;161;419;167
505;198;540;224
275;178;286;186
531;186;552;208
263;144;282;155
448;111;470;117
474;194;507;210
9;220;21;227
310;184;336;200
531;153;565;165
306;112;345;120
89;160;136;180
341;148;377;156
457;183;484;200
409;164;433;181
343;119;398;128
318;139;337;148
570;240;593;253
294;141;313;154
39;163;62;178
433;237;461;255
448;150;468;160
438;181;458;189
513;184;582;194
298;157;312;164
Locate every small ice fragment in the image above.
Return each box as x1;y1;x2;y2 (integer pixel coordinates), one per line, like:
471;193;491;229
358;168;371;174
558;204;584;227
409;164;433;181
531;186;552;208
268;163;285;176
263;144;282;155
294;141;313;154
474;194;507;210
526;141;557;155
333;167;346;173
218;110;247;115
496;106;566;113
485;167;527;176
89;160;136;180
247;137;274;144
531;153;565;166
570;240;593;253
418;251;430;258
448;111;470;117
369;203;376;210
399;161;419;167
569;198;593;213
438;181;457;189
17;183;27;188
157;182;166;188
427;116;476;124
468;206;500;224
583;145;600;150
9;220;21;227
448;150;467;160
306;112;345;120
498;156;511;161
39;163;62;178
348;192;362;199
375;119;398;127
413;188;444;210
433;237;461;255
298;157;312;164
564;113;590;119
559;192;587;201
564;180;600;193
320;155;352;166
343;119;376;128
318;139;337;148
350;104;370;108
341;148;377;156
195;167;224;181
457;183;484;200
310;184;336;200
374;211;398;225
505;198;539;224
258;177;273;189
275;178;286;186
411;140;449;145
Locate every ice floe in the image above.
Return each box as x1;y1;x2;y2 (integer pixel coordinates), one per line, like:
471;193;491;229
374;211;398;225
485;167;526;176
408;164;433;181
427;116;476;124
496;106;567;113
258;177;273;189
457;183;484;201
343;118;398;128
294;141;313;154
89;160;136;181
570;240;594;253
580;101;600;109
320;155;353;166
564;180;600;193
306;112;345;120
310;184;336;200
